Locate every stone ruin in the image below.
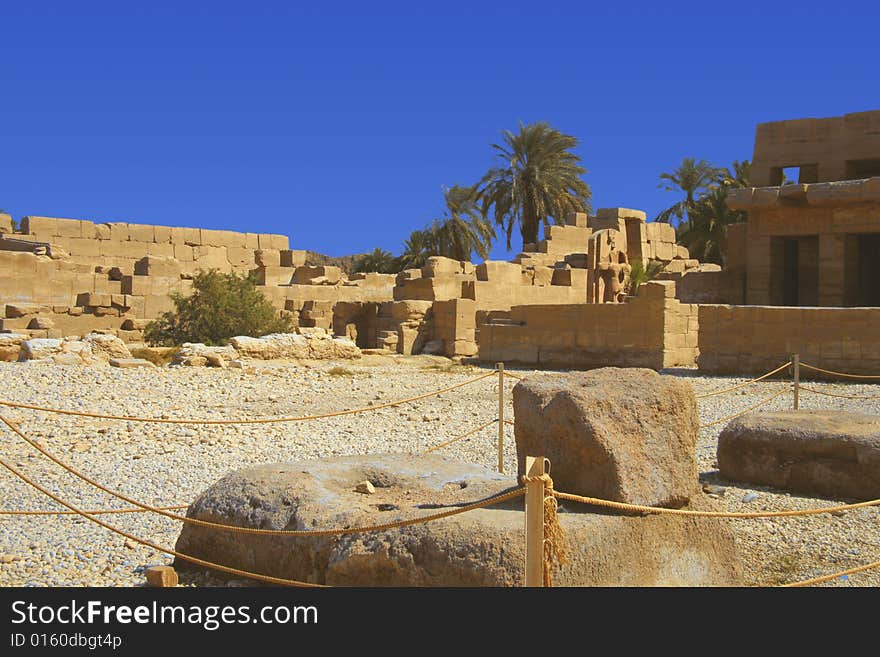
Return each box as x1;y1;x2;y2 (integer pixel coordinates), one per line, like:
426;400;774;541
173;367;741;586
0;205;696;363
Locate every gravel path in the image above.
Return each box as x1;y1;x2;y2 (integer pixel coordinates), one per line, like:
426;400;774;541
0;355;878;588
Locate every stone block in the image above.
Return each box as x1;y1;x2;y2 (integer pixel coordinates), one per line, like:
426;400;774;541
719;411;880;500
513;368;699;507
128;223;155;242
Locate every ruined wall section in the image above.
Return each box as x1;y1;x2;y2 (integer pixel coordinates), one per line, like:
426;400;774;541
477;281;698;370
697;304;880;376
1;216;397;342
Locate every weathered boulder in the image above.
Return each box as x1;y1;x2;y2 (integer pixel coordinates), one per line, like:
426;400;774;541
4;303;47;318
718;410;880;500
0;333;26;361
83;333;132;361
174;454;740;586
231;333;309;359
19;338;66;361
513;368;699;507
109;358;156;368
230;333;361;360
19;338;96;363
173;343;239;366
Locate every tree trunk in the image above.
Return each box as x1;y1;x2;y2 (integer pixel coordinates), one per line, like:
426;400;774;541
520;192;539;247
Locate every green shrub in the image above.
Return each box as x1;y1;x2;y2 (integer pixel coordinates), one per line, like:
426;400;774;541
626;259;667;295
144;270;292;346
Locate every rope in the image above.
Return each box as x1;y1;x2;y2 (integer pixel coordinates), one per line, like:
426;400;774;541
1;406;525;537
698;388;790;428
783;559;880;587
0;456;325;587
423;419;498;454
694;362;792;399
0;505;189;516
799;362;880;380
521;467;566;587
552;490;880;518
799;385;880;401
0;371;495;425
504;371;525;381
504;419;515;426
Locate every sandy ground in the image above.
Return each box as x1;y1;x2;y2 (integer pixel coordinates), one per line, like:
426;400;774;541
0;353;878;587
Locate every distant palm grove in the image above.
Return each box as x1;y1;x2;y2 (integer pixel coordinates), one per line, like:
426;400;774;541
352;121;748;273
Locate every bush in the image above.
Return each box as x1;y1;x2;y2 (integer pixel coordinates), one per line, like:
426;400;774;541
626;260;667;295
144;270;292;346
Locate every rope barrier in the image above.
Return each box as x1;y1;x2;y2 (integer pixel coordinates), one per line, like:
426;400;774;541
423;419;498;454
0;505;189;516
0;409;526;538
694;362;792;399
504;419;515;426
522;471;566;586
783;559;880;587
799;362;880;380
552;490;880;518
0;371;496;425
504;371;525;381
698;388;789;429
799;385;880;401
0;456;326;587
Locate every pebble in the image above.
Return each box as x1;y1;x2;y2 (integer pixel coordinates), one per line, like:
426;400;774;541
741;493;759;503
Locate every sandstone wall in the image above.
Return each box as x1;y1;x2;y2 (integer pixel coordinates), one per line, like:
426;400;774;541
697;304;880;376
477;281;698;370
751;110;880;186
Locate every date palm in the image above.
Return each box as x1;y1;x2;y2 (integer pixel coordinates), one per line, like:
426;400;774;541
396;228;436;271
656;157;722;227
432;185;495;262
479;121;591;250
676;186;743;265
352;247;396;274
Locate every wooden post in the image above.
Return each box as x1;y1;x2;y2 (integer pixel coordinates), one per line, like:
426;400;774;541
524;455;546;587
792;353;800;410
497;362;505;474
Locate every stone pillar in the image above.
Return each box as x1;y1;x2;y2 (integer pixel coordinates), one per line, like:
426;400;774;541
818;234;846;306
745;234;772;305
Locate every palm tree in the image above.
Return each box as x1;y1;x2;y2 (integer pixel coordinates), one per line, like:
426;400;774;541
720;160;751;188
431;185;495;262
396;228;436;271
479;121;591;250
676;186;742;266
352;247;396;274
656;158;722;227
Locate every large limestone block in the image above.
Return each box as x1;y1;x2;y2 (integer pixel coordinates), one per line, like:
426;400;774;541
389;300;432;321
513;368;699;507
82;333;132;361
293;265;341;285
421;256;467;278
19;338;94;363
128;223;155;242
718;411;880;500
134;255;183;278
254;266;293;286
5;303;48;318
230;333;310;360
174;454;740;586
0;333;26;361
173;343;239;366
0;212;13;233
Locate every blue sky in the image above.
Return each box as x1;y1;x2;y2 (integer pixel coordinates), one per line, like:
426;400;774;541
1;2;878;260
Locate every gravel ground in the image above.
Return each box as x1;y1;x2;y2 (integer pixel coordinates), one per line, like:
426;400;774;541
0;355;878;588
